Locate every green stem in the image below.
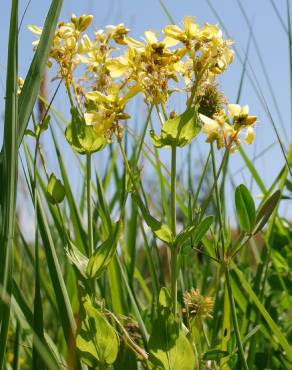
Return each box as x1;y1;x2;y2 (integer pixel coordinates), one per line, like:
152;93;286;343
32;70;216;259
86;154;93;259
170;145;177;316
225;266;249;370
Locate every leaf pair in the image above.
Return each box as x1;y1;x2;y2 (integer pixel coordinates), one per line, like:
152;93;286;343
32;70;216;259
235;184;281;235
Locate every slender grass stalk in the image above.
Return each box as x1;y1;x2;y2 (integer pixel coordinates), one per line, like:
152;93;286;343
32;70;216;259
32;116;45;369
170;145;178;316
225;266;249;370
0;1;18;366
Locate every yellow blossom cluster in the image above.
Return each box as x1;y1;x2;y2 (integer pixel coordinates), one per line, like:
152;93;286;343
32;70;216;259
29;14;93;82
29;15;256;151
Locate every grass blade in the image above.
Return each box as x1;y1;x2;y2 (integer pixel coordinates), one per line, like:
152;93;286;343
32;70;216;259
18;0;63;146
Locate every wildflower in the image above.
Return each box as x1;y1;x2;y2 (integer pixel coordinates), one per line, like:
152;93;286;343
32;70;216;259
200;103;257;150
199;109;235;149
84;84;140;141
184;288;214;320
228;104;257;144
163;16;200;46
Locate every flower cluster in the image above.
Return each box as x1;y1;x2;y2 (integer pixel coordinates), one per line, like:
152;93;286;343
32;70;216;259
29;15;256;151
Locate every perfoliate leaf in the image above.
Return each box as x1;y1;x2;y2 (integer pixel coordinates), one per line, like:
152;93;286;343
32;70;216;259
253;190;281;234
47;173;65;204
86;220;122;279
148;288;195;370
150;107;201;148
77;296;119;367
235;184;256;233
65;107;107;154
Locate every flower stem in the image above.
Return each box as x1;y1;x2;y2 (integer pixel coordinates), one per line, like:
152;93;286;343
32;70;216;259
170;145;177;316
225;266;249;370
86;153;93;259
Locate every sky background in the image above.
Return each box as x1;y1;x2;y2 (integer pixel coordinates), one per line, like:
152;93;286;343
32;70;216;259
0;0;291;232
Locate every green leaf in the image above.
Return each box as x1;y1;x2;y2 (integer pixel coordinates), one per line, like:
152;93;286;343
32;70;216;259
132;192;173;244
47;173;65;204
231;264;292;362
0;0;19;364
18;0;63;147
86;221;122;279
192;216;214;245
175;215;214;247
65;108;107;154
148;289;195;370
203;349;229;361
253;190;281;234
66;240;89;278
77;296;119;367
235;184;256;233
150;107;201;148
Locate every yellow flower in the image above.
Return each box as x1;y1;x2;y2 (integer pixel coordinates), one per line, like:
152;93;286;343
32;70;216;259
199;110;235;149
228;104;257;126
228;104;257;145
84;84;139;140
163;16;199;45
200;103;257;150
198;23;222;42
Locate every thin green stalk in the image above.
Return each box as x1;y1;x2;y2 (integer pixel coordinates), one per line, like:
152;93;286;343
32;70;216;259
0;1;18;366
170;145;177;316
225;266;249;370
32;115;45;369
86;154;94;258
135;105;153;166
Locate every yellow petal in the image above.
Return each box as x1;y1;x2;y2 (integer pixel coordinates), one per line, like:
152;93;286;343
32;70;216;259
162;36;180;47
228;104;241;117
246;116;257;125
78;34;92;53
106;58;129;77
86;91;108;103
183;16;199;38
28;25;42;35
241;105;249;115
124;36;144;48
199;114;219;134
145;30;158;44
84;112;99;125
119;84;141;105
244;126;255;145
163;25;183;40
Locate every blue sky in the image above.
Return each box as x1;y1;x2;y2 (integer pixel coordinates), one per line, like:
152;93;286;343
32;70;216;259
0;0;291;225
